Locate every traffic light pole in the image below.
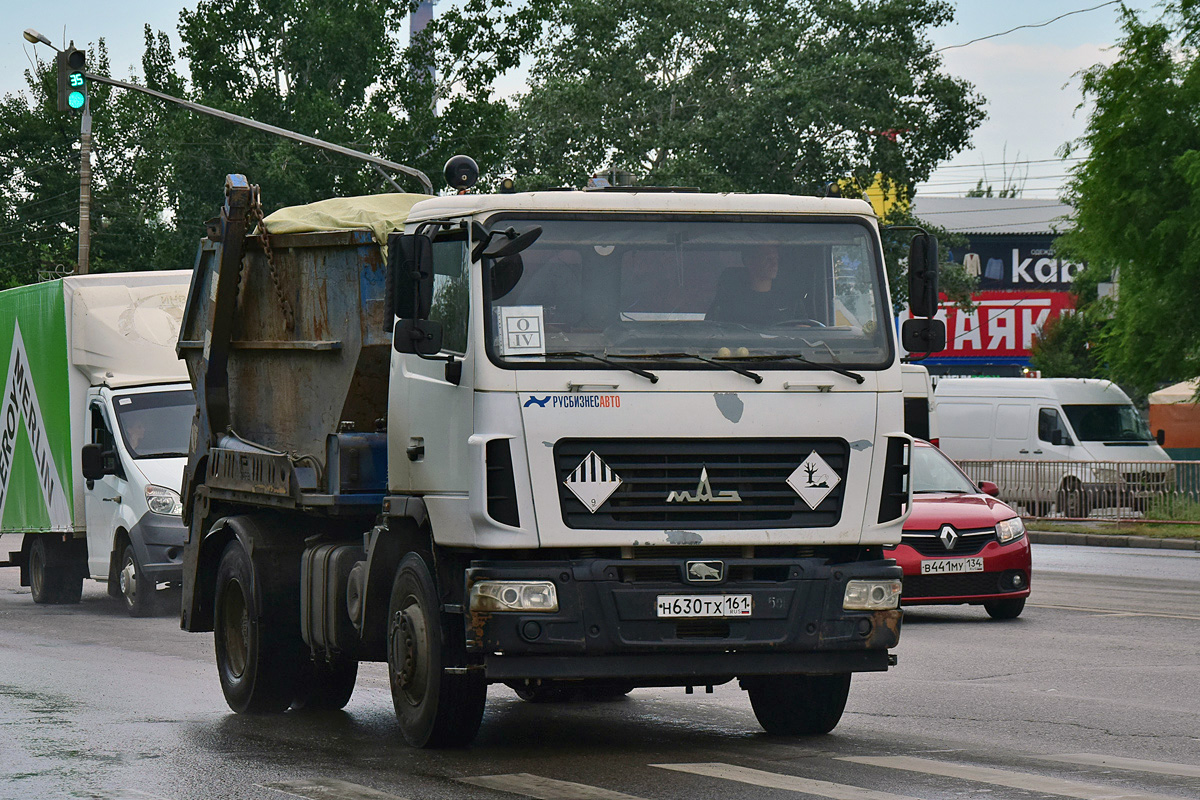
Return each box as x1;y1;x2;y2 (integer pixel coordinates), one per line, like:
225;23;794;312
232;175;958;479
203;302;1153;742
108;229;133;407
77;100;92;274
82;72;433;194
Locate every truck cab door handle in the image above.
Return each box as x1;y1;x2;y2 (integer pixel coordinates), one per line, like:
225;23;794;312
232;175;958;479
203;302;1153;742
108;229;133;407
102;496;122;503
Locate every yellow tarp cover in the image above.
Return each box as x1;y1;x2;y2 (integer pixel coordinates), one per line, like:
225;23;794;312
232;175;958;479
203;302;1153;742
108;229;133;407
261;193;428;248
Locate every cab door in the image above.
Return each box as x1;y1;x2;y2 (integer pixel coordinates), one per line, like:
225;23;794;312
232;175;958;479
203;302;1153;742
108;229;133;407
82;400;126;578
389;233;475;495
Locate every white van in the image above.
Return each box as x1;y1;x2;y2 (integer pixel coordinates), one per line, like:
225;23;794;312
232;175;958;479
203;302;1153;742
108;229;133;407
901;363;939;446
934;378;1171;516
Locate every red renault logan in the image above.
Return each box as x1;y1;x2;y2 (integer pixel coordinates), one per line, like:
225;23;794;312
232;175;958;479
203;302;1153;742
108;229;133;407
886;440;1032;620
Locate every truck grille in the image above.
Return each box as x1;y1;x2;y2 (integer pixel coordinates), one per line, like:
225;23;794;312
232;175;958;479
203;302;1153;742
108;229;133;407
554;438;849;530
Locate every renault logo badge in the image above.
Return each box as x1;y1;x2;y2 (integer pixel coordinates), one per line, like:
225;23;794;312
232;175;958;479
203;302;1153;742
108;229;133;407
686;560;724;582
939;524;959;551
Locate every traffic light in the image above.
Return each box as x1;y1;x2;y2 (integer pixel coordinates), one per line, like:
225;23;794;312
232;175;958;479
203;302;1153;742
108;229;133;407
56;46;87;112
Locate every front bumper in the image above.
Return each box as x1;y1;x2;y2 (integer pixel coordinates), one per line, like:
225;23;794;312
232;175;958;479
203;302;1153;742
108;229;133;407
129;515;187;583
465;555;902;682
887;538;1032;604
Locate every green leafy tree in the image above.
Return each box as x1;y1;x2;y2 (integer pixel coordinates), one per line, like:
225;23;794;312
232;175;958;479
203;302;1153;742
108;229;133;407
1060;2;1200;391
512;0;985;195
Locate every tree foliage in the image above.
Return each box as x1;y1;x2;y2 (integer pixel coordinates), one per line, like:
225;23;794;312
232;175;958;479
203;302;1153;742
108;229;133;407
1060;2;1200;391
513;0;985;195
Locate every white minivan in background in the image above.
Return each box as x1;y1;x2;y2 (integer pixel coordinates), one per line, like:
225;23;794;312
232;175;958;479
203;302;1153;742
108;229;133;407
934;378;1172;517
901;363;939;446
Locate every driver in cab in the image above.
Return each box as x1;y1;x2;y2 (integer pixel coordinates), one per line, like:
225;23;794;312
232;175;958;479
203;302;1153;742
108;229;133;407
707;245;797;325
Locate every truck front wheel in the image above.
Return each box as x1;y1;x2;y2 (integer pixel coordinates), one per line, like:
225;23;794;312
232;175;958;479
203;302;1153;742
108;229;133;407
387;554;486;747
743;673;851;736
213;539;301;713
29;537;83;605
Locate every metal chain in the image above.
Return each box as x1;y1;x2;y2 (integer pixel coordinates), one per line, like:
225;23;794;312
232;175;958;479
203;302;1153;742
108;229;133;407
247;185;296;331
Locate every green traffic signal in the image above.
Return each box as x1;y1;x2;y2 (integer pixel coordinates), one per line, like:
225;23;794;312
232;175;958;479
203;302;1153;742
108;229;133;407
56;46;87;113
68;89;86;110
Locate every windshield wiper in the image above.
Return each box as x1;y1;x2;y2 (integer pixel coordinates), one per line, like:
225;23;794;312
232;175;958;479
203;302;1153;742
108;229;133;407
542;351;659;383
731;353;865;384
617;353;763;384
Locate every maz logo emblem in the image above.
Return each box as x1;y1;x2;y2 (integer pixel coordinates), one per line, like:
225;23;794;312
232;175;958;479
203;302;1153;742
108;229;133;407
686;560;724;582
666;467;741;503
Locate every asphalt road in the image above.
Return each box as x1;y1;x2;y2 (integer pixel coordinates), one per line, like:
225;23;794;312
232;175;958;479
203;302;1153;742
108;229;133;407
1;543;1197;800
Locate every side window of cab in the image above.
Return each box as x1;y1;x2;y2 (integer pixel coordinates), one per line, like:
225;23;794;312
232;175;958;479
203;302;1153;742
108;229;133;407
429;238;469;354
89;404;124;479
1038;407;1070;446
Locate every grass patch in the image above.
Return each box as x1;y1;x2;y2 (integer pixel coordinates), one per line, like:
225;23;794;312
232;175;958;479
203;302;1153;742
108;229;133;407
1028;521;1200;540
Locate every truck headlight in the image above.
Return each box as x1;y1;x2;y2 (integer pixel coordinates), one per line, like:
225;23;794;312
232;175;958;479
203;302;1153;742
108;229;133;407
843;579;902;611
996;516;1026;543
146;485;183;516
469;580;558;613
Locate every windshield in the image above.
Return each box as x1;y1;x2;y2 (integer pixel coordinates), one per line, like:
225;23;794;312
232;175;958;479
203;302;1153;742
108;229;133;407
114;390;194;459
911;444;978;494
485;217;890;368
1062;404;1153;442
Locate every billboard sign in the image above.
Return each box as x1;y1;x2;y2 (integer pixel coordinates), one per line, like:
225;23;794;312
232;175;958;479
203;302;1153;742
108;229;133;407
908;290;1075;359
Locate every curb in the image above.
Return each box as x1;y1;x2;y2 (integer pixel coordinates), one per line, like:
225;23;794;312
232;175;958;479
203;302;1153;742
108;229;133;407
1028;530;1200;551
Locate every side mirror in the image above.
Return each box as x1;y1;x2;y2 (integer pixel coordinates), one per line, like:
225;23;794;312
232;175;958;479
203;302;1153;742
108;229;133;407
979;480;1000;498
901;318;946;354
390;233;434;321
1156;429;1166;446
908;233;940;317
490;254;524;300
81;444;106;481
393;318;444;356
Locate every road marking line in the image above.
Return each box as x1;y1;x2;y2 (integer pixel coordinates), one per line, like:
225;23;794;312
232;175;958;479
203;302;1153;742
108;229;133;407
650;763;923;800
841;755;1183;800
258;778;407;800
1041;753;1200;779
459;774;646;799
1028;603;1200;621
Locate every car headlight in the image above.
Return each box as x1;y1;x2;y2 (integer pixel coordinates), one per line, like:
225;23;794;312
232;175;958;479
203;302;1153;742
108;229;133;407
996;516;1026;543
843;579;902;611
146;485;183;516
469;580;558;612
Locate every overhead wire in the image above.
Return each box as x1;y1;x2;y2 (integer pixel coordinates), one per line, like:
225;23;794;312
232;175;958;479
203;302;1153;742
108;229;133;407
935;1;1123;53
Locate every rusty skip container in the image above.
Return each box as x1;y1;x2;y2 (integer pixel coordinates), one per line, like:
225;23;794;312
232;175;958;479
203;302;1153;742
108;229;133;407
177;176;422;510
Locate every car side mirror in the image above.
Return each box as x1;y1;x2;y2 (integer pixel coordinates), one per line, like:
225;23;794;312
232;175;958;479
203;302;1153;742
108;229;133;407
81;444;104;481
908;233;940;317
1156;428;1166;446
979;481;1000;498
389;233;434;322
1050;429;1063;447
901;318;946;354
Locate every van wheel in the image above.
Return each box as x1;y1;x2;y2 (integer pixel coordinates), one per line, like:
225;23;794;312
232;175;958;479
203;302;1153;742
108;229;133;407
1057;481;1090;518
29;537;83;605
119;545;154;617
293;657;359;711
213;538;302;713
388;554;486;747
984;598;1026;620
743;673;851;735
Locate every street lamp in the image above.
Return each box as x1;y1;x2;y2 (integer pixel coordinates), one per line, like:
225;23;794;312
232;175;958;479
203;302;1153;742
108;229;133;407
23;28;55;49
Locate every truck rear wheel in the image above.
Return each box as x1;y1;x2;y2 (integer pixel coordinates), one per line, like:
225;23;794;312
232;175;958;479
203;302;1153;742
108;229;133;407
387;554;486;747
293;657;359;711
119;544;154;617
743;673;851;736
29;537;83;605
213;538;302;713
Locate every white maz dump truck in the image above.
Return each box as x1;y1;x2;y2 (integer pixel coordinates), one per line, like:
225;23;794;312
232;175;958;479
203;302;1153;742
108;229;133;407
176;164;944;746
0;272;195;615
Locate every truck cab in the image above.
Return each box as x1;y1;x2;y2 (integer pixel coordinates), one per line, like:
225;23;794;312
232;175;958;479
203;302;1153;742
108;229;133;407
82;382;192;614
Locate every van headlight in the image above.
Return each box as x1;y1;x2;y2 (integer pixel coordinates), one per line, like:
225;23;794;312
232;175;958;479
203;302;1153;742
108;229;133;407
146;485;183;516
843;579;902;610
469;581;558;612
996;516;1026;543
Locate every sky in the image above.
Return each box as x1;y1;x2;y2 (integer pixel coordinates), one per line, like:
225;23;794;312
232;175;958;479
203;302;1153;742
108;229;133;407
0;0;1165;199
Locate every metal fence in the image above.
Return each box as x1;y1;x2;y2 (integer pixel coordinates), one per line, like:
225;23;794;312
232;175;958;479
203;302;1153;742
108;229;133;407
954;459;1200;523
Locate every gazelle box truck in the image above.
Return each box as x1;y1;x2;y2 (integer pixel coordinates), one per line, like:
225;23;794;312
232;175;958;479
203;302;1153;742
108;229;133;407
177;164;943;747
0;272;195;615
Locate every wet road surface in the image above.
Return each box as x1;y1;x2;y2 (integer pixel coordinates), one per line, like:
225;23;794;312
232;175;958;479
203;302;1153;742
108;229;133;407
1;543;1197;800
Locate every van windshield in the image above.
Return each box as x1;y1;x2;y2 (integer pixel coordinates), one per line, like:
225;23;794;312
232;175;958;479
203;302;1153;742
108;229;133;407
114;390;195;459
1062;404;1153;442
484;217;890;368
